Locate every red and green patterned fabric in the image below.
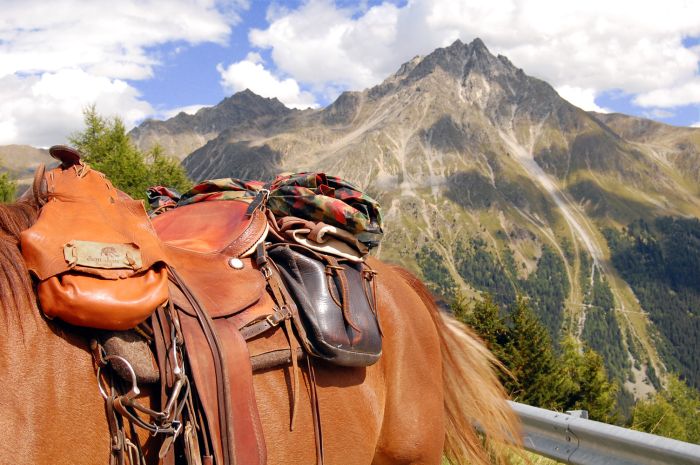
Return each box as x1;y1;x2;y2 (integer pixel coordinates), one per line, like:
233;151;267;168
152;173;383;248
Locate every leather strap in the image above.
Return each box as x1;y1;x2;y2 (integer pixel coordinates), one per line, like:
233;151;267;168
239;306;291;341
306;356;324;465
169;266;236;465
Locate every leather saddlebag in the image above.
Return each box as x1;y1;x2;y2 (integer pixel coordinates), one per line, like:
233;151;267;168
20;149;169;330
267;243;382;367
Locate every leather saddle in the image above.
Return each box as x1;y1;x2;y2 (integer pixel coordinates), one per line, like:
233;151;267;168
150;200;271;465
27;147;381;465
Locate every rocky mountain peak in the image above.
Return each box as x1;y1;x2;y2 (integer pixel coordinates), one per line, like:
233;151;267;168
129;89;295;159
219;88;289;113
403;38;516;84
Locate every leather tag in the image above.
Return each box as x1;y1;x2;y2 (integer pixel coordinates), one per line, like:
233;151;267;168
64;240;143;270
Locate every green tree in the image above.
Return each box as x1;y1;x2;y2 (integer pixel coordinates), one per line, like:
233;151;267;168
506;297;569;409
456;292;511;374
632;376;700;443
69;106;191;200
0;172;16;202
559;336;619;423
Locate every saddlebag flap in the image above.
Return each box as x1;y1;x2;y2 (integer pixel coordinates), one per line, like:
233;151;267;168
267;243;381;367
20;147;169;330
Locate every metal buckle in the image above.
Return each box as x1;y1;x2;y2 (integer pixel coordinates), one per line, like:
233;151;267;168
265;314;280;327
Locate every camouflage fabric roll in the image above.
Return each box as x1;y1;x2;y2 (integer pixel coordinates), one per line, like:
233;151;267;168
154;173;383;248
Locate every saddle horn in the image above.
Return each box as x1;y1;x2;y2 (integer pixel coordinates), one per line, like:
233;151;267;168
48;145;82;168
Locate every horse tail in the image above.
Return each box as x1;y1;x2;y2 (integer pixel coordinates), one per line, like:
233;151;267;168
392;266;521;465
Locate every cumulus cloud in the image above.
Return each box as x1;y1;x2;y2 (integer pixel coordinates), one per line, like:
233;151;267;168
0;69;152;146
0;0;240;145
634;79;700;107
555;85;611;112
0;0;236;80
158;104;209;120
250;0;700;115
217;53;318;109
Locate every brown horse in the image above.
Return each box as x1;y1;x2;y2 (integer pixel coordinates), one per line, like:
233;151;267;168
0;194;519;465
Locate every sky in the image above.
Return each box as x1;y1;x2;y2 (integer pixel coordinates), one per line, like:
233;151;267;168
1;0;700;147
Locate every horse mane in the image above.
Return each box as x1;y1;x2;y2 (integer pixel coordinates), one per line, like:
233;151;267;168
390;265;522;465
0;195;41;328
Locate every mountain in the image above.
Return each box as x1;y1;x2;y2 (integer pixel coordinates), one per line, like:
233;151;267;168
131;39;700;396
129;89;294;160
0;145;54;191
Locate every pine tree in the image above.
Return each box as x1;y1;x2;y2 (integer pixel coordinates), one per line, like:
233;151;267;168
507;297;569;409
69;106;191;200
559;336;619;423
0;172;16;202
456;292;510;362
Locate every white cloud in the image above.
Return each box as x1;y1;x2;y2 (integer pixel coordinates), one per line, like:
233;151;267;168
692;121;700;128
0;0;237;80
0;69;152;146
250;0;700;114
555;85;610;113
159;104;209;120
0;0;241;145
217;54;318;109
634;79;700;107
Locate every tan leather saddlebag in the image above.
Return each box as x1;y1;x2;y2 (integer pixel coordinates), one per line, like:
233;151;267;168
20;147;169;330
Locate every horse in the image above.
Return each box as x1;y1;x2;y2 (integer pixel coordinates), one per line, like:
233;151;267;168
0;191;520;465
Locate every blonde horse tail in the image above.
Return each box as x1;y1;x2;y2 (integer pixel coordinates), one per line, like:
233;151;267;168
393;267;521;465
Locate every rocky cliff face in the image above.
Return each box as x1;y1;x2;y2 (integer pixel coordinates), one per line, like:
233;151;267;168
130;39;700;395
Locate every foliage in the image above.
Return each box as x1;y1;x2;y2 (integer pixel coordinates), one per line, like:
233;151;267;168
522;245;570;339
69;106;191;201
456;294;619;421
605;217;700;388
506;297;572;409
631;375;700;443
453;237;517;306
581;273;630;382
415;244;456;299
559;336;619;423
453;293;510;364
0;172;16;202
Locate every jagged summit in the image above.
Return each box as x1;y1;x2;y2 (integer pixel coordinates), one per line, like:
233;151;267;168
396;38;519;84
129;89;293;160
219;89;288;112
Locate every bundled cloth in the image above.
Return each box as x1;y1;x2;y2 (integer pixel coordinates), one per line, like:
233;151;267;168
148;173;383;252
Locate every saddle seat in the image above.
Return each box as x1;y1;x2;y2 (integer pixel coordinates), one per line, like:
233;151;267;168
152;199;268;255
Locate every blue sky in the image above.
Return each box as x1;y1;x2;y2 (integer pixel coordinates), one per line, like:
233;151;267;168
1;0;700;147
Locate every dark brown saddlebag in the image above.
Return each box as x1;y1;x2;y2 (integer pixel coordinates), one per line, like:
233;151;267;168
265;242;382;367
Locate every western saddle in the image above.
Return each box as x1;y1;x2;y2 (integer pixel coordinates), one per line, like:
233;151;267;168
20;146;382;465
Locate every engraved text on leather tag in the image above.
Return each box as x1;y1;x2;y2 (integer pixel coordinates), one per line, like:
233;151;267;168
63;240;143;270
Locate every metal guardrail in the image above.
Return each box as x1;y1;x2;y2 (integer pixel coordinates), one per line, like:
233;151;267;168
510;401;700;465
